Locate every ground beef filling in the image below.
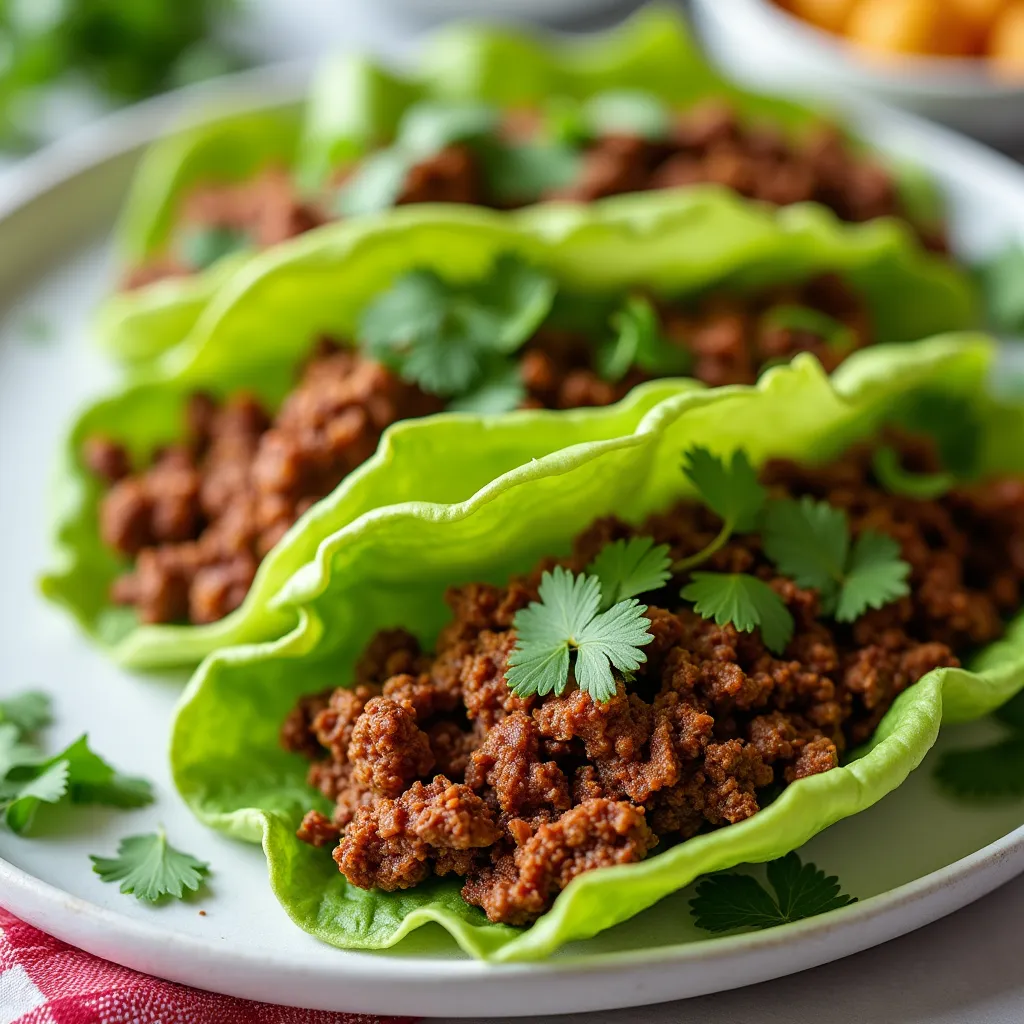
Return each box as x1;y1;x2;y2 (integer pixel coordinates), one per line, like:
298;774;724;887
282;439;1024;925
127;101;932;288
86;276;868;626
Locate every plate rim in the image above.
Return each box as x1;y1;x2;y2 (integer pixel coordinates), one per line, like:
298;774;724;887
4;58;1024;1017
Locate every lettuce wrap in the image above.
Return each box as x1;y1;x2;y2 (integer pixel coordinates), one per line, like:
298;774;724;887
100;5;945;366
170;337;1024;962
44;192;975;670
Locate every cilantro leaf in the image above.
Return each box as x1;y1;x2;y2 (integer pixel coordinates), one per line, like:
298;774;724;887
179;224;249;271
91;830;210;903
446;360;525;415
471;255;558;354
0;691;52;738
690;853;856;934
598;295;692;382
0;723;43;779
333;148;413;217
2;760;69;834
681;573;794;654
0;734;153;834
481;139;582;205
573;598;656;702
893;391;982;478
506;566;653;701
358;257;555;398
837;531;912;622
872;445;956;500
762;497;847;609
682;447;765;535
976;243;1024;334
762;497;910;622
761;304;856;351
996;690;1024;730
586;536;672;610
397;101;500;158
582;90;672;141
934;736;1024;801
335;101;503;217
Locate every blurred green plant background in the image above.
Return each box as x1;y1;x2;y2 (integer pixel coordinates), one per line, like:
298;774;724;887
0;0;246;149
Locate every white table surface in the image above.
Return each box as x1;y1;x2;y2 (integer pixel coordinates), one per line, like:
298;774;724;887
3;1;1021;1020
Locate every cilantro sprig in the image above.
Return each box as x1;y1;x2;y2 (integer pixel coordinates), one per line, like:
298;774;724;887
761;304;856;352
676;447;766;571
505;566;654;703
872;445;956;500
682;573;794;654
358;254;556;402
91;829;210;903
586;536;672;610
0;732;154;834
934;691;1024;801
690;853;857;934
762;497;911;622
597;295;692;383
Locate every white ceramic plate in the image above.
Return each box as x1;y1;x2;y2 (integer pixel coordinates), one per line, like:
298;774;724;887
3;69;1024;1019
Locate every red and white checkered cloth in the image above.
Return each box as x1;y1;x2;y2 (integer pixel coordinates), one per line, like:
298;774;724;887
0;908;417;1024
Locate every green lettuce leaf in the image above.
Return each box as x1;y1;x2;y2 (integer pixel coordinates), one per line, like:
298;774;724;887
100;7;948;366
46;195;975;669
171;336;1024;963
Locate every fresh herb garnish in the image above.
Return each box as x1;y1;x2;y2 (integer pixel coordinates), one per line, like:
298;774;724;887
935;736;1024;801
0;733;153;834
446;361;526;415
334;148;415;217
761;304;856;352
681;573;793;655
0;691;52;737
335;100;503;216
598;295;692;383
586;536;672;610
762;497;911;622
358;255;556;399
893;392;982;478
505;566;654;702
179;224;249;271
934;690;1024;801
481;139;582;205
690;853;857;933
676;446;766;571
872;445;956;500
91;829;210;903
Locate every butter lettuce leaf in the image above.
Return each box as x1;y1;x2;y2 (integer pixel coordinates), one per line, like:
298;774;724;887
47;195;975;669
171;337;1024;963
100;7;950;366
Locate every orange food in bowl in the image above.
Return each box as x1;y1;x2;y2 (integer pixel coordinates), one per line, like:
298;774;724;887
779;0;858;33
774;0;1024;71
845;0;977;57
990;2;1024;77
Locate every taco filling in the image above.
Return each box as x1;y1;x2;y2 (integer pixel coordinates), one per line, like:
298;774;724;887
279;434;1024;926
85;263;870;626
125;95;932;289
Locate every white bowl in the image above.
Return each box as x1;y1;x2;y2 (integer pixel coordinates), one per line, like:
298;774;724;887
691;0;1024;149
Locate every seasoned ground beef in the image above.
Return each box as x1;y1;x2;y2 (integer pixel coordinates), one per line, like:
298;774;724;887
93;344;443;625
282;437;1024;924
124;167;324;290
128;100;934;287
88;276;868;625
